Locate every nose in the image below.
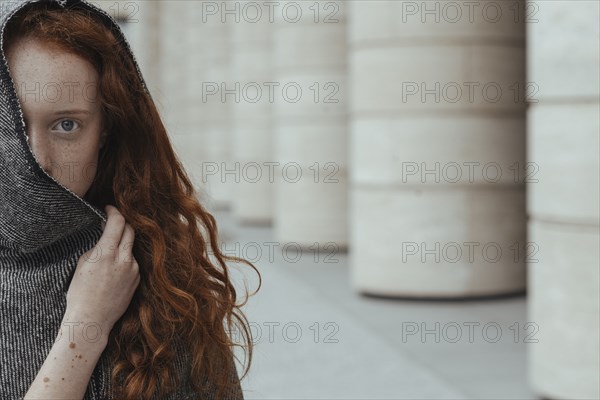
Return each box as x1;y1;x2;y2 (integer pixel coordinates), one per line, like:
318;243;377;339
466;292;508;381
26;127;52;174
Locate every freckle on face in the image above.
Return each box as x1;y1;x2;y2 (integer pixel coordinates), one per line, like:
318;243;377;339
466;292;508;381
5;37;105;198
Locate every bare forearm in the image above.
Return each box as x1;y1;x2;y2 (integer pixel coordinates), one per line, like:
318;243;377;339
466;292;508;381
24;312;109;400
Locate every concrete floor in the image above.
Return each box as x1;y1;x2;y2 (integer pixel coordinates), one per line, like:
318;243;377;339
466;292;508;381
212;208;541;400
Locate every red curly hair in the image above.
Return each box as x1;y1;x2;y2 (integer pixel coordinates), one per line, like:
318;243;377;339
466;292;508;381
3;2;260;399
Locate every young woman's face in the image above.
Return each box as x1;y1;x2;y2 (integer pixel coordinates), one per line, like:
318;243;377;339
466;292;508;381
6;36;107;198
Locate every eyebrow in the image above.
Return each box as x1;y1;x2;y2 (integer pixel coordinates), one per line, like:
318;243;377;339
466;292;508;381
53;109;92;116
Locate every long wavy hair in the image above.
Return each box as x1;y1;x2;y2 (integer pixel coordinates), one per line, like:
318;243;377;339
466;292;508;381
3;2;260;399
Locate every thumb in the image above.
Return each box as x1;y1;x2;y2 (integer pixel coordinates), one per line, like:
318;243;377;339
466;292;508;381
81;246;102;264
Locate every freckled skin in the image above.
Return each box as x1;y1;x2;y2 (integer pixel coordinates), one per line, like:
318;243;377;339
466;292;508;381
5;37;108;198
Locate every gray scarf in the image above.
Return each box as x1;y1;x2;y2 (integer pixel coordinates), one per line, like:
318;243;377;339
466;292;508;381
0;1;243;398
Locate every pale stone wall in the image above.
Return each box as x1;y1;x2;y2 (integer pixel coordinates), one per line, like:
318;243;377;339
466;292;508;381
527;1;600;399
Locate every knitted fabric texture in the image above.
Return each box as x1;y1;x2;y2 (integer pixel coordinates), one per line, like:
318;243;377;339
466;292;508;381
0;0;244;398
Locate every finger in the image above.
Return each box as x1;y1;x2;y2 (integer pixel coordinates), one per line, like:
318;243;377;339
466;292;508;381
132;261;140;275
119;223;136;263
131;273;141;290
97;205;126;256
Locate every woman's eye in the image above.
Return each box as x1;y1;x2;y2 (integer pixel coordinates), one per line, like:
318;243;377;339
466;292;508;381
53;119;80;133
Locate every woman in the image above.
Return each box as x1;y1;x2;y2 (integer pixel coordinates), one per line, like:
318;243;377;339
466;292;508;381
0;0;260;399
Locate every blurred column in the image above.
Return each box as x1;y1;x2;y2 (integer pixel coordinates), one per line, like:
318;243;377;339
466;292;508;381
160;1;234;210
151;1;196;200
272;1;348;248
527;1;600;398
230;5;273;225
200;1;234;210
127;1;213;205
349;1;526;297
155;1;215;204
180;2;213;204
125;0;161;92
157;1;189;137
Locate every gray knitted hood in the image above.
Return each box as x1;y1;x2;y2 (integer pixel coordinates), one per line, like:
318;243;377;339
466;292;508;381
0;1;129;398
0;1;243;399
0;0;131;255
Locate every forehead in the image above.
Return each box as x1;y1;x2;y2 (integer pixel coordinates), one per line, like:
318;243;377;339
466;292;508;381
5;37;99;108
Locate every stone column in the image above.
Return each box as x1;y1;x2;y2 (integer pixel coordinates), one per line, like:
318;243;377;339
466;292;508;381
151;1;212;204
179;2;214;204
125;0;161;92
272;1;348;248
349;1;527;297
157;1;233;210
157;1;190;137
153;1;235;210
527;1;600;398
230;7;273;224
200;1;234;210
